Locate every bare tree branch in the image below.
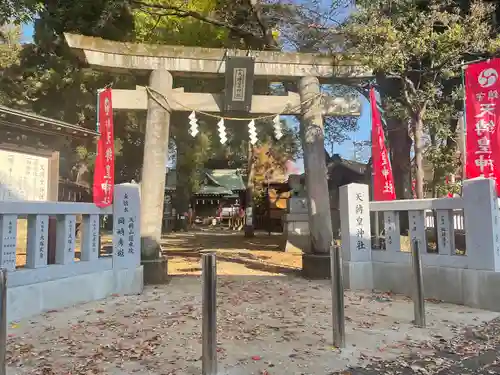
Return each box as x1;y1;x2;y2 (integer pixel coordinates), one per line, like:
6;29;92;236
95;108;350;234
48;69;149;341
247;0;276;47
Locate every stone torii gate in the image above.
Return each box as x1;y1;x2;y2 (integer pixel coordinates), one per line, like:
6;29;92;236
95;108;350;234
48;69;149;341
64;33;365;281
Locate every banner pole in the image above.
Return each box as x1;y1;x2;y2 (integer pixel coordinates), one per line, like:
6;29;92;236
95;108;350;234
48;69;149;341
461;67;467;183
96;89;103;133
0;268;7;375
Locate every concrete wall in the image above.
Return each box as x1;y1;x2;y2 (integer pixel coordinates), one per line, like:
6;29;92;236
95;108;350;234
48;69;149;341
8;264;143;321
0;183;144;322
370;262;500;311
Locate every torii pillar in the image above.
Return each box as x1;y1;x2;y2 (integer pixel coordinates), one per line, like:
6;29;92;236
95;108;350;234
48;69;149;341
139;70;172;284
299;76;333;274
63;33;367;281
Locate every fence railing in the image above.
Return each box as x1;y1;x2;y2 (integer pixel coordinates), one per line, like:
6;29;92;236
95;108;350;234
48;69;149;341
0;183;141;289
424;209;465;231
338;178;500;311
340;178;500;272
368;195;468;269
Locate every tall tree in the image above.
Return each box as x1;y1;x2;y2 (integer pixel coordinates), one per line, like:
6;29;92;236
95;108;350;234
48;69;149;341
343;0;500;198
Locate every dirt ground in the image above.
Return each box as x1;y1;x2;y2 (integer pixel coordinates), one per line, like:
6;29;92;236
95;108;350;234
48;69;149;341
6;276;498;375
162;229;302;276
6;228;493;374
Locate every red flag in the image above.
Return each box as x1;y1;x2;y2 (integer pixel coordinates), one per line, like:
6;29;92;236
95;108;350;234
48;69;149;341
465;58;500;194
370;88;396;201
93;88;115;207
411;179;417;199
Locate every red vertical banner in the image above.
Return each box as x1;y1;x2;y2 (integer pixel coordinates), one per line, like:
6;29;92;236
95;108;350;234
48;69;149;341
370;88;396;201
465;58;500;194
93;88;115;207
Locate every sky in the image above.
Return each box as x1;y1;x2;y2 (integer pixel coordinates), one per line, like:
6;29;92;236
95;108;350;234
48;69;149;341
20;16;372;170
21;23;34;43
285;0;371;168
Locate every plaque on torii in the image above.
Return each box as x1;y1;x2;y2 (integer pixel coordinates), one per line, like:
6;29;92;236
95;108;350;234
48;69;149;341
63;33;369;271
224;56;255;112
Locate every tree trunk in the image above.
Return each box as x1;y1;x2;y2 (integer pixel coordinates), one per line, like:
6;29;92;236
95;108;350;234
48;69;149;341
412;110;425;199
244;143;255;238
387;117;413;200
174;131;192;232
430;131;438;198
387;116;412;234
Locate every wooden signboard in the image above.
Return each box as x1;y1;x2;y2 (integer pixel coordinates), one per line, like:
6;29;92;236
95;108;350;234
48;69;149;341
0;145;60;266
0;145;59;202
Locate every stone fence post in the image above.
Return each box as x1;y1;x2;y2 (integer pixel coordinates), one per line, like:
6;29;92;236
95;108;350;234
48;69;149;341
113;183;141;270
339;183;373;289
462;177;500;271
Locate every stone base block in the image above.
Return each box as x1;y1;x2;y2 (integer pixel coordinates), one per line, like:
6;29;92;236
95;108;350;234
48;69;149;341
302;253;331;279
285;235;310;253
141;257;169;285
7;266;143;322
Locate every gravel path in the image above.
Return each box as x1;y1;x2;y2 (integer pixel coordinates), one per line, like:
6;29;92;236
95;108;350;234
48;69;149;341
6;276;498;375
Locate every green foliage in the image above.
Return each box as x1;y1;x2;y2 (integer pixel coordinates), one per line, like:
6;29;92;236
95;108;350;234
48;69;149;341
134;0;228;46
343;0;500;197
0;25;22;105
0;0;138;185
0;0;41;25
0;25;21;65
34;0;135;45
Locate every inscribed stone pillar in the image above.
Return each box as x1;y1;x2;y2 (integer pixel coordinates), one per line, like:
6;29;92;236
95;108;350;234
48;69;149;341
339;183;373;290
113;183;141;270
339;183;371;262
298;76;334;278
140;70;171;283
463;177;500;271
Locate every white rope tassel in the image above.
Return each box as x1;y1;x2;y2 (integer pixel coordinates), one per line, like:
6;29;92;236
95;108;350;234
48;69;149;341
217;118;227;144
273;114;283;140
248;119;258;145
188;111;199;137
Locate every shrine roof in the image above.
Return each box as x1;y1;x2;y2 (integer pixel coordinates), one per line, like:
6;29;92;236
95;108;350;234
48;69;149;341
164;168;245;195
327;154;367;175
293;153;367;179
196;185;234;196
0;105;99;139
204;169;246;192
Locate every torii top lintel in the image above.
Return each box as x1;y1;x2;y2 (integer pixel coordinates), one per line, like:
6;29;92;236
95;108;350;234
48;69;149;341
64;33;370;82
